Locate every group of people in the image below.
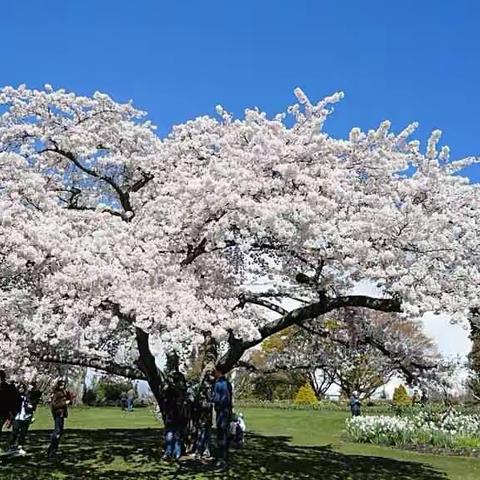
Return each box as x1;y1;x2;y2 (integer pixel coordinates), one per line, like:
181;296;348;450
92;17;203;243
160;366;245;469
120;388;136;412
1;367;245;470
411;389;429;406
0;371;71;460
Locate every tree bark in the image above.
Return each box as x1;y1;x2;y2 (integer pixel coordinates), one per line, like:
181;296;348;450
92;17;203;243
135;327;164;406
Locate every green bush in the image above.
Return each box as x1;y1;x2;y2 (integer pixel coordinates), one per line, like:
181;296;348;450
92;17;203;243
98;379;135;404
392;384;411;413
454;436;480;449
293;383;318;406
84;378;136;406
82;387;98;406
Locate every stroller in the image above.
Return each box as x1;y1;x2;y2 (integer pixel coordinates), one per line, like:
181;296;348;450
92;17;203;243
230;412;246;447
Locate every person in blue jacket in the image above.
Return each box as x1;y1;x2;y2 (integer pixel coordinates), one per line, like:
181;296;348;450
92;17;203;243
212;367;233;469
349;391;361;417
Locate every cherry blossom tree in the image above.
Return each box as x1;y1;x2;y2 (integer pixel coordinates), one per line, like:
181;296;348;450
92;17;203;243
1;85;479;416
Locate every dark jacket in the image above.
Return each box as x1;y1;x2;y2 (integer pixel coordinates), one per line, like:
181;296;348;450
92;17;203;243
196;387;213;427
162;386;188;430
349;395;361;416
51;388;70;418
0;381;21;418
213;377;233;412
29;387;42;411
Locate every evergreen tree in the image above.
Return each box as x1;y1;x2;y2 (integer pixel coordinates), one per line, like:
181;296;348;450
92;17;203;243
294;383;318;406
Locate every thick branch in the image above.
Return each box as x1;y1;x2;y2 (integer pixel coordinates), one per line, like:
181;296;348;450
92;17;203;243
41;146;134;216
130;170;154;193
33;350;146;380
235;293;288;316
217;294;401;372
237;360;314;375
135;327;163;404
181;238;208;266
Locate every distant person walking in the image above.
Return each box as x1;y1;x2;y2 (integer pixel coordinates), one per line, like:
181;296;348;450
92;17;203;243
349;391;361;417
127;388;135;412
120;391;128;411
47;380;71;460
213;367;233;470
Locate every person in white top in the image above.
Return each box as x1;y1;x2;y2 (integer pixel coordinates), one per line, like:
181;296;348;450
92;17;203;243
7;383;34;456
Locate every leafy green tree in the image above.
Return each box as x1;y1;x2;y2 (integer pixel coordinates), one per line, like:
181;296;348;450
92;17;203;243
95;377;136;405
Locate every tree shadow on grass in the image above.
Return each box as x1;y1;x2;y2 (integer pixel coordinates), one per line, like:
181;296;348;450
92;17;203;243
0;428;448;480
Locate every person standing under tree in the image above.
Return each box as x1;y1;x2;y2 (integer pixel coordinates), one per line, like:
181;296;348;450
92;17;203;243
0;371;12;437
47;380;71;460
127;387;135;412
194;380;213;459
120;391;128;411
161;382;184;461
213;367;233;470
0;371;21;452
349;391;361;417
7;383;34;456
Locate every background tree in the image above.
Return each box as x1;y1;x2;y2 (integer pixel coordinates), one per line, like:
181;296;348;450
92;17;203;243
330;348;394;399
250;309;439;399
235;348;307;401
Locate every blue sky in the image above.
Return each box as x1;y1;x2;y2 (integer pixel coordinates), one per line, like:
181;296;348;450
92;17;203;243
1;0;479;181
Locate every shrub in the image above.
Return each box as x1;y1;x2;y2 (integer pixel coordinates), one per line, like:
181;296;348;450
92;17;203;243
293;383;317;406
84;378;136;406
454;436;480;449
392;384;411;412
82;387;98;406
97;379;135;405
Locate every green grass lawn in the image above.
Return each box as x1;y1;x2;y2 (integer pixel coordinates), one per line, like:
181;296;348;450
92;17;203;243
0;406;479;479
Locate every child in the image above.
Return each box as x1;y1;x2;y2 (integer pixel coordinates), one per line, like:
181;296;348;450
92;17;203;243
230;412;246;447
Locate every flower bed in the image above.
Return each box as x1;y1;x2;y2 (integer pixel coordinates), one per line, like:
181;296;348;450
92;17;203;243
236;399;392;413
346;409;480;452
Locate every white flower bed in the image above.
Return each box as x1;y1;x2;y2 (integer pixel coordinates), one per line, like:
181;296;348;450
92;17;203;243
346;409;480;448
